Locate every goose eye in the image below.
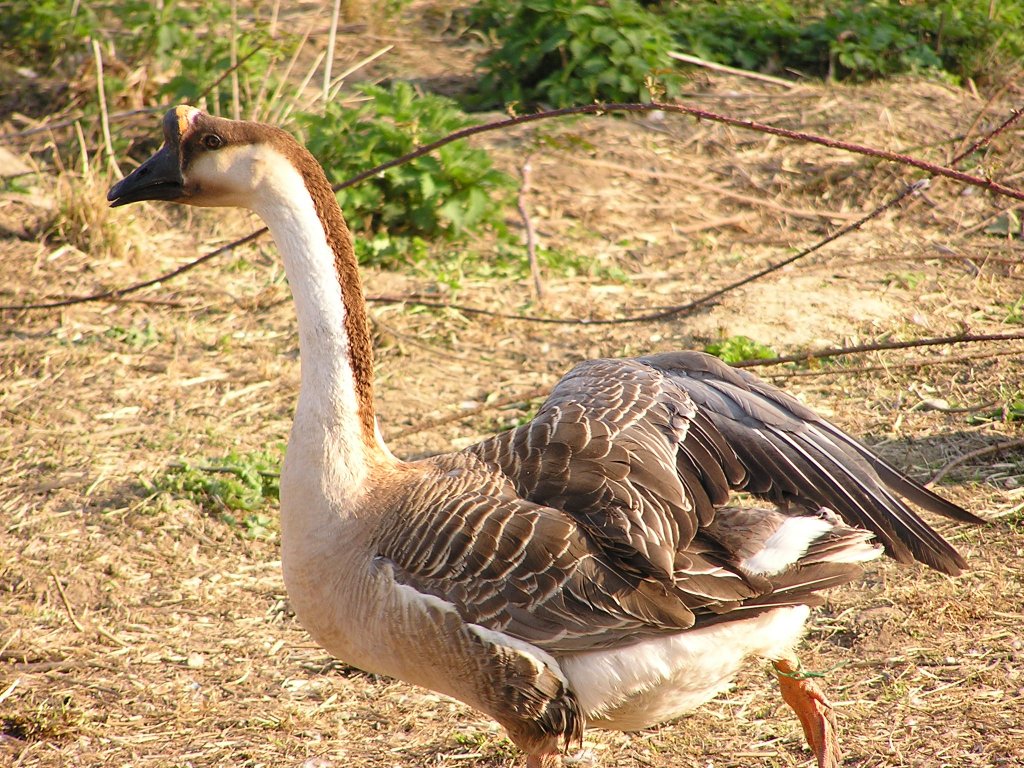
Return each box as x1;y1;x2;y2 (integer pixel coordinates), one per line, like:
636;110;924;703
202;134;223;150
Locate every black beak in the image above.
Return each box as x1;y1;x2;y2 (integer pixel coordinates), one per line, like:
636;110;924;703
107;144;184;207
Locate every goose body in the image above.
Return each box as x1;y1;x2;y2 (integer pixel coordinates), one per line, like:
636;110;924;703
108;107;981;767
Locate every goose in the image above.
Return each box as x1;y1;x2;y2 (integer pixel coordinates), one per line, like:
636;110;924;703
108;106;983;768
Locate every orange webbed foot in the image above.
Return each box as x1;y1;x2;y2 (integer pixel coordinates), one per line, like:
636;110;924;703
773;658;841;768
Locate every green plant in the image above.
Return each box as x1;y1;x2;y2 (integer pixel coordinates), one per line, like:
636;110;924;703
105;322;161;349
0;0;101;61
298;82;514;264
883;271;926;290
704;335;777;364
159;5;289;118
1002;296;1024;324
152;449;282;538
666;0;1024;83
471;0;682;108
967;390;1024;426
2;0;287;121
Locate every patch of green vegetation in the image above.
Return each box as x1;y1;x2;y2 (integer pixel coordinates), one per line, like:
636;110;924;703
684;0;1019;82
469;0;682;108
884;271;926;290
298;82;514;267
418;240;627;291
1000;295;1024;324
151;448;282;539
983;210;1021;239
967;390;1024;426
159;6;289;118
105;322;161;349
671;0;1024;83
3;0;288;122
704;335;777;364
467;0;1024;108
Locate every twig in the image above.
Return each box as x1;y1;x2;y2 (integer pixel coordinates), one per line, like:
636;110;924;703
367;180;920;326
1;229;267;311
229;0;240;120
50;570;85;633
198;45;265;107
668;51;800;89
761;348;1021;379
732;330;1024;369
576;157;861;221
516;155;543;301
929;438;1024;486
332;101;1024;203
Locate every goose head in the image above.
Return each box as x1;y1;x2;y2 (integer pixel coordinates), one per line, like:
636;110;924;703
108;106;307;211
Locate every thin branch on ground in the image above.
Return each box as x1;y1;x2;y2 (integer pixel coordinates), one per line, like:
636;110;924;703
731;331;1024;369
764;348;1020;379
929;438;1024;486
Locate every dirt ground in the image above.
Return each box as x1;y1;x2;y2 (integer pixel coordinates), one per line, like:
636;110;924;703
2;4;1024;767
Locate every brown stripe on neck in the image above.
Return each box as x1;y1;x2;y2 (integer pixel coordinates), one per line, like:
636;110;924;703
282;139;380;449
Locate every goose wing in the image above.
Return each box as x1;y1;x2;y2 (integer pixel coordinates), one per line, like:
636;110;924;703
470;357;744;582
636;351;981;574
372;453;757;653
471;353;977;577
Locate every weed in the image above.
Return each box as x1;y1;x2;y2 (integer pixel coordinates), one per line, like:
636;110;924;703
884;271;926;290
467;0;1024;107
967;390;1024;426
984;210;1022;239
667;0;1024;83
298;83;514;265
105;322;161;349
704;335;777;364
152;448;282;539
49;168;137;263
470;0;682;108
1002;296;1024;324
417;239;626;291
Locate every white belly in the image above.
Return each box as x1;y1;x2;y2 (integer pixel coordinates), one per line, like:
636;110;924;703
560;605;810;730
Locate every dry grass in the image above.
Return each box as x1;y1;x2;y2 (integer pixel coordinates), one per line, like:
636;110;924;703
2;10;1024;768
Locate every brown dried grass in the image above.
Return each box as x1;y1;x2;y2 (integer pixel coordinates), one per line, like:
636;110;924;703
2;16;1024;768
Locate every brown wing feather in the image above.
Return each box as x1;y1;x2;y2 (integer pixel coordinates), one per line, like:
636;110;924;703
472;359;742;582
638;351;979;574
373;452;755;653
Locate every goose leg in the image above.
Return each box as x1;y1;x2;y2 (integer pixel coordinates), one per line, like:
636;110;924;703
773;658;841;768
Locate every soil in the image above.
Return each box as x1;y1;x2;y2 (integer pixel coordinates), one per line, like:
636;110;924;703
2;3;1023;767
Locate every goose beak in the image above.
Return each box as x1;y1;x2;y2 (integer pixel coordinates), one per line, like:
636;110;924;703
107;143;184;207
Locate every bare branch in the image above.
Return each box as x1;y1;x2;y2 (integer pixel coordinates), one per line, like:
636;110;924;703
929;438;1024;486
732;331;1024;369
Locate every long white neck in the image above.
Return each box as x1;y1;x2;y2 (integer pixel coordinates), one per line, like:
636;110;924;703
246;150;389;516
